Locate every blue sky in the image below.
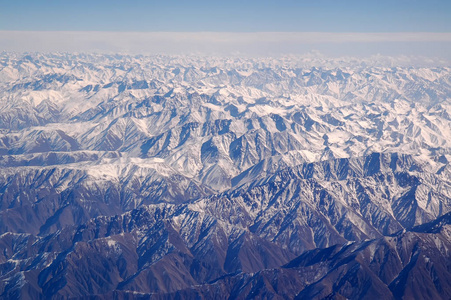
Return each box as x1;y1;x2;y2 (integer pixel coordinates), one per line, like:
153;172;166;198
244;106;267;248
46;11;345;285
1;0;450;32
1;1;450;58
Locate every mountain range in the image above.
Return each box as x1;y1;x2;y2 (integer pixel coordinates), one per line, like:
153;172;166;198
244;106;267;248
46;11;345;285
0;52;450;299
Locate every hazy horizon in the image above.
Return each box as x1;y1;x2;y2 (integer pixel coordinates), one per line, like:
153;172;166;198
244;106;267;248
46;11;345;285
1;31;451;61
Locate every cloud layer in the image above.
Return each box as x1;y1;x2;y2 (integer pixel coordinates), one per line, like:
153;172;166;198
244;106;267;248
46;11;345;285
1;31;451;58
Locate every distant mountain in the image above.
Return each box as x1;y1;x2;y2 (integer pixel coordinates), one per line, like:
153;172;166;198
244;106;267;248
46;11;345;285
0;53;450;299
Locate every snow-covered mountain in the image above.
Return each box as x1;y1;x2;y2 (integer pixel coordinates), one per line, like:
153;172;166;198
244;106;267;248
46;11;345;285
0;52;450;299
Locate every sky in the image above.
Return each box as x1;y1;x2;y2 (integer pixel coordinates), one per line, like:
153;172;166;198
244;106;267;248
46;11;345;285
1;0;450;32
1;0;450;57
